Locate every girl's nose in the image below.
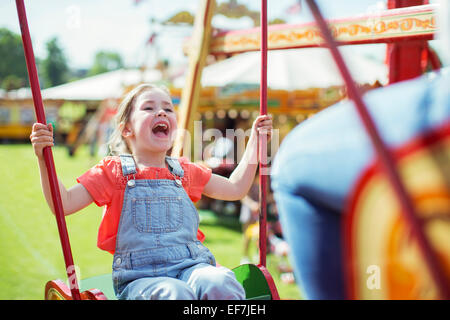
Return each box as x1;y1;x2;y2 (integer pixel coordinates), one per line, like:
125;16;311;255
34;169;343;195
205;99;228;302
156;108;167;117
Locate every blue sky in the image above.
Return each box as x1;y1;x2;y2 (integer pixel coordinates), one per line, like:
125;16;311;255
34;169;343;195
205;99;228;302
0;0;429;70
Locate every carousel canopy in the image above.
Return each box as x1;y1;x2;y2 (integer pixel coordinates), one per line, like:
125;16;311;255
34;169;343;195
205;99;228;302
41;68;162;101
174;47;388;90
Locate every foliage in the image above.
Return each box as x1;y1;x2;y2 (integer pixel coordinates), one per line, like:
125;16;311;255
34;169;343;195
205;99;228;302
88;51;124;76
0;29;76;90
2;74;25;91
0;28;28;90
41;37;69;88
0;27;124;90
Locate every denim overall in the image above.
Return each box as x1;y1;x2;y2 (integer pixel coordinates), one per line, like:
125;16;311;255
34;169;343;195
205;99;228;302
112;155;245;300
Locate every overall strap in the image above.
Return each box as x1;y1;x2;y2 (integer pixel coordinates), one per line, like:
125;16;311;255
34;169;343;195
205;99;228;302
119;154;137;177
165;156;184;179
120;154;184;179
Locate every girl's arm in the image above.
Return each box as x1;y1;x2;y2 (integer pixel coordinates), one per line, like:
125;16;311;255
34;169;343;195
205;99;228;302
31;123;94;216
202;115;272;201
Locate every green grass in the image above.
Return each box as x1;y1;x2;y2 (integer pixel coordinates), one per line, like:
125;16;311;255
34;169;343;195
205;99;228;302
0;144;301;300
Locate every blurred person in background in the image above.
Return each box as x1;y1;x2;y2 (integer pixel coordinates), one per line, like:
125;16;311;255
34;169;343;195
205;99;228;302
271;1;450;299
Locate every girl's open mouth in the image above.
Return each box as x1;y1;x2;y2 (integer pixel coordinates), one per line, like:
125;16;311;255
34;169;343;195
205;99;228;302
151;121;170;138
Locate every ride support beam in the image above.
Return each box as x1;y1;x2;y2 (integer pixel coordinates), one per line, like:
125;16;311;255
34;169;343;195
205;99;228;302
171;0;215;157
192;4;436;56
386;0;430;83
259;0;268;268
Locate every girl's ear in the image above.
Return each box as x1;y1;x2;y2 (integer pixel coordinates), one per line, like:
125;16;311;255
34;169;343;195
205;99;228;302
121;123;133;138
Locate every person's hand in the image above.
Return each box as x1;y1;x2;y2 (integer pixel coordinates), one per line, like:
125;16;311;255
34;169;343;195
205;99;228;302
30;122;54;159
251;114;273;142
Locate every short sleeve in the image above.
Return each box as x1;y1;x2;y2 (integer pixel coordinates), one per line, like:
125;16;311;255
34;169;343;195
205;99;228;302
180;157;212;202
76;157;118;207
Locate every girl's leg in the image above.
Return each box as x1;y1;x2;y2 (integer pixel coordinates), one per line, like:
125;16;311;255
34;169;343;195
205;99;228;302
179;263;246;300
118;276;197;300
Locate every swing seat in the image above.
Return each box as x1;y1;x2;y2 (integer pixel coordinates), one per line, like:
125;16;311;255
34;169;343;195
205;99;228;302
45;263;279;300
45;225;279;300
45;279;108;300
232;263;279;300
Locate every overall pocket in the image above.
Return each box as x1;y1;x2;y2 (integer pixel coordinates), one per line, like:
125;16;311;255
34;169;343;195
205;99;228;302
131;196;183;233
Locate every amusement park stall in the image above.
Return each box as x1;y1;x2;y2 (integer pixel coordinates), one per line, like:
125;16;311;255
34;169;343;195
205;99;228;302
0;68;162;149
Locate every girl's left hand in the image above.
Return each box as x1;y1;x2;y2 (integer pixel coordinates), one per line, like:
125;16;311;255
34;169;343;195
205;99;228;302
251;114;273;142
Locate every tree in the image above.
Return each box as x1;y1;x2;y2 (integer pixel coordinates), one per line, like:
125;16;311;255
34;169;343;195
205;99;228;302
41;37;69;88
88;51;123;76
0;28;28;90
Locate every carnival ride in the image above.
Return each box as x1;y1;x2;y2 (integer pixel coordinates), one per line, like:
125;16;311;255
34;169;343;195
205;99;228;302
15;0;449;300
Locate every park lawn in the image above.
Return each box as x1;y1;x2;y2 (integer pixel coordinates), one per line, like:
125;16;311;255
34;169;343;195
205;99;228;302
0;144;301;300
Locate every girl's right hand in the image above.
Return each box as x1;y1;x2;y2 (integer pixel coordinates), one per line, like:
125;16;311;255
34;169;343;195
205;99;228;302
30;122;54;159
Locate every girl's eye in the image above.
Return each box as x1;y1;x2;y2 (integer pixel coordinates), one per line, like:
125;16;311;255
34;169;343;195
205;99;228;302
144;107;153;111
165;108;173;112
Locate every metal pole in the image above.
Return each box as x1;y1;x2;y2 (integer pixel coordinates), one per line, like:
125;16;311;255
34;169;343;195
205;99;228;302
15;0;81;300
259;0;268;267
304;0;449;299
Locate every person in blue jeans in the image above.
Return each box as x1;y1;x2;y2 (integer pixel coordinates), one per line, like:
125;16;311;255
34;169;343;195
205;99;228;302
271;2;450;300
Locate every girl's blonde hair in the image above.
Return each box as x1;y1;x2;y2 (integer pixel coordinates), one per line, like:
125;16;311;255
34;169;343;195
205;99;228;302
107;83;172;155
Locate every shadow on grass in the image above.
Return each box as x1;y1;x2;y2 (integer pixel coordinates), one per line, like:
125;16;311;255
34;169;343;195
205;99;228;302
198;209;242;233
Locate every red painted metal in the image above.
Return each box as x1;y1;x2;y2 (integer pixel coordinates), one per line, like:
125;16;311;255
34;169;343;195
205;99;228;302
426;46;442;71
387;0;429;83
207;4;436;56
15;0;81;300
419;45;442;72
305;0;450;299
387;40;427;83
257;264;280;300
258;0;268;268
45;279;108;300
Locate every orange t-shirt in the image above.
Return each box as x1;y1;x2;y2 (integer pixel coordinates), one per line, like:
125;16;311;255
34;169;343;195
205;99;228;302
77;156;212;254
